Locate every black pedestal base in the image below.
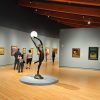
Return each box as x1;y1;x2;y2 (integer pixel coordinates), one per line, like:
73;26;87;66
34;74;44;79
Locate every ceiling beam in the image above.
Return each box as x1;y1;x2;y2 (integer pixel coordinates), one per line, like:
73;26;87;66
50;17;100;28
18;0;100;17
38;9;100;23
48;0;100;7
38;10;100;27
18;0;100;27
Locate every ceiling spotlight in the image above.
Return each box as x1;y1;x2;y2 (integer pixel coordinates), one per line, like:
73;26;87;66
87;20;91;25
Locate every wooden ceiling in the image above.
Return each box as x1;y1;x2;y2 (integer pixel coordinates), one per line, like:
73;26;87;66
18;0;100;28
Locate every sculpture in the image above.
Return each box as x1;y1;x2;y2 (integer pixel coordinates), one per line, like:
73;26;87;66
30;31;44;79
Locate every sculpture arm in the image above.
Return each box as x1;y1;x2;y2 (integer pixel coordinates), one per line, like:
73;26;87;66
34;37;43;46
30;37;38;49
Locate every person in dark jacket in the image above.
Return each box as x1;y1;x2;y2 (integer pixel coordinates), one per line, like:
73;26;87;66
52;50;55;64
14;48;21;70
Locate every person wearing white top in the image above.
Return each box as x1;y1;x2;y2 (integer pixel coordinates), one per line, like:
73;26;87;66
26;50;33;69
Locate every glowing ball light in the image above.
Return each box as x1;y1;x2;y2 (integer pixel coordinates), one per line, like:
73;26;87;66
30;31;38;38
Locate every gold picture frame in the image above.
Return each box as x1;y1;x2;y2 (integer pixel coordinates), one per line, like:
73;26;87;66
22;48;26;54
11;45;17;56
72;48;80;58
0;47;4;55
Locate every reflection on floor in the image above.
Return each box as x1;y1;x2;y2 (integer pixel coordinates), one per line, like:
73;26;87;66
0;60;100;100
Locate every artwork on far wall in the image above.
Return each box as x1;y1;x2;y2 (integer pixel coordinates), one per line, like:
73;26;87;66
52;48;58;54
72;48;80;58
0;47;4;55
30;48;34;54
11;45;17;56
22;48;26;54
88;47;99;60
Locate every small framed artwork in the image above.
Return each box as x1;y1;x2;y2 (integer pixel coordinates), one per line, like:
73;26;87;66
0;47;4;55
52;48;58;54
88;47;99;60
22;48;26;54
72;48;80;58
30;48;34;54
11;45;17;56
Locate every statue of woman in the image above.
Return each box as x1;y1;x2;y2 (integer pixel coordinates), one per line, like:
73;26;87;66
31;37;44;79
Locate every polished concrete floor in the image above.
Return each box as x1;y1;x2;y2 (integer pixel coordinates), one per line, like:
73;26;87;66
0;60;100;100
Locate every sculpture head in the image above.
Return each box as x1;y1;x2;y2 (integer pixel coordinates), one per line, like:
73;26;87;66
30;31;38;38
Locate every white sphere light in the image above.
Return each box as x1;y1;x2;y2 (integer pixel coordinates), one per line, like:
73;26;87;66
30;31;38;37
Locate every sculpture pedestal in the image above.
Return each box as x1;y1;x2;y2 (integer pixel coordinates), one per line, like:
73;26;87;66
19;74;58;85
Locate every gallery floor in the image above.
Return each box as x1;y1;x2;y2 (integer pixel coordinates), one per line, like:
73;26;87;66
0;60;100;100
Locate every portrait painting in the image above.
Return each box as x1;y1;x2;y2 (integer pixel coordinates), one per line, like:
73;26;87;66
0;47;4;55
22;48;26;54
72;48;80;58
11;45;17;56
88;47;99;60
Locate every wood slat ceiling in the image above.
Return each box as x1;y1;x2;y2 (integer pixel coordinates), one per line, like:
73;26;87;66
18;0;100;28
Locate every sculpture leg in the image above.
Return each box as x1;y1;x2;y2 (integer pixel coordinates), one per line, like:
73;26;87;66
34;61;43;79
37;61;42;75
18;63;20;73
14;59;17;70
34;60;39;64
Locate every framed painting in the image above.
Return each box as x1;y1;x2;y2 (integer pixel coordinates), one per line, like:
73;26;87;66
88;47;99;60
0;47;4;55
30;48;34;54
72;48;80;58
22;48;26;54
11;45;17;56
52;48;58;54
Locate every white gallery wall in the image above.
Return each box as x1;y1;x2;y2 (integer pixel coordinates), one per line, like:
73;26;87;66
59;28;100;69
0;26;59;66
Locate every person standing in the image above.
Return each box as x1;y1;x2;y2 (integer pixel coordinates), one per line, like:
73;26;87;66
52;50;55;64
18;54;24;73
14;48;21;70
45;49;48;62
26;50;33;69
